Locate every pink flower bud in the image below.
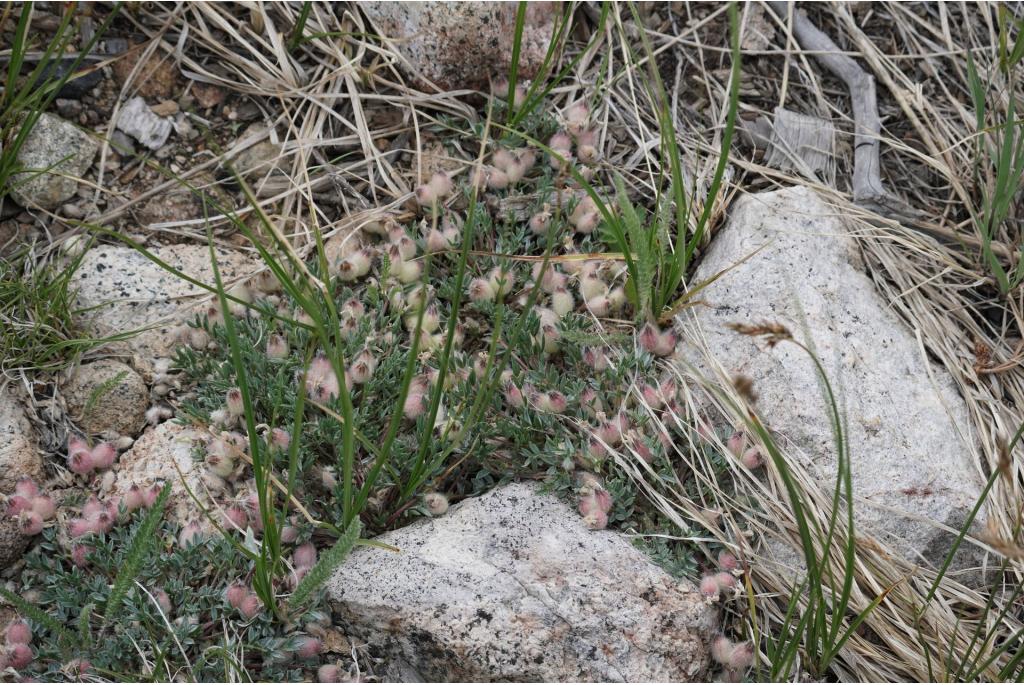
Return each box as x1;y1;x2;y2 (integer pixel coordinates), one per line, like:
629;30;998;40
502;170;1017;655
318;664;341;682
403;392;428;420
504;383;524;409
741;447;764;470
280;525;300;544
268;427;290;451
82;496;106;520
549;131;572;155
68;518;92;539
641;384;663;410
17;511;43;536
711;635;733;664
266;333;289;359
154;589;172;614
468;277;497;303
225;583;248;609
71;544;91;567
529;210;551;235
5;495;30;518
638;323;661;354
293;542;317;570
546;391;568;414
654;328;677;357
295;636;322;659
90;442;117;470
121;486;144;513
235;593;260;619
587;438;606;461
714;571;737;591
700;574;721;598
728;641;754;670
565;101;589;134
424;492;449;517
14;477;38;499
142;484;163;508
8;642;32;669
727;432;746;458
222;506;248;531
718;551;739;571
5;620;31;646
68;450;94;475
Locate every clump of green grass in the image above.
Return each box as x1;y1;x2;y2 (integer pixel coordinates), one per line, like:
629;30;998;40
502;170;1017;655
966;6;1024;293
0;245;111;373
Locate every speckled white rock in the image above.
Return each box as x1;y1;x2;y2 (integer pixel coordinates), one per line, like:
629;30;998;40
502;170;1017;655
70;245;260;373
0;386;41;567
110;422;211;528
361;2;557;91
680;186;983;564
8;113;98;209
63;359;148;437
327;483;716;681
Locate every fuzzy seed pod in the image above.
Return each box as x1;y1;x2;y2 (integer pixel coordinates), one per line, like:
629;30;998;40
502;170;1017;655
90;442;116;470
206;450;236;479
14;477;38;499
503;382;524;409
225;583;248;609
529;209;552;235
67;440;93;474
641;384;663;410
586;438;606;461
741;448;764;470
225;388;244;418
607;286;626;312
573;212;599;234
726;432;746;458
68;518;92;539
638;323;661;355
281;525;300;544
119;486;144;514
585;294;610;317
540;323;560;354
551;287;574;317
468;277;496;303
425;228;451;254
295;636;322;659
424;492;449;517
339;316;359;341
5;495;30;518
5;620;31;646
428;172;453;200
700;574;721;598
8;642;32;669
267;334;289;359
305;356;341;402
223;505;249;531
397;259;423;284
714;571;737;592
485;166;510;190
564;101;589;135
238;593;261;620
488;267;515;297
579;275;608;301
728;641;754;670
711;635;733;664
545;391;568;414
396;236;417;261
549;131;572;156
718;550;739;571
348;351;376;385
492;148;515;171
30;495;55;521
71;544;91;567
403;392;428;420
532;262;567;294
293;542;317;570
318;664;341;683
654;328;677;357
